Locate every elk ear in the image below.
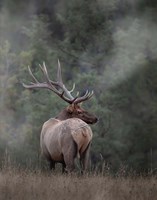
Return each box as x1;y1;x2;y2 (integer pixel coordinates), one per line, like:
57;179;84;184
66;104;75;114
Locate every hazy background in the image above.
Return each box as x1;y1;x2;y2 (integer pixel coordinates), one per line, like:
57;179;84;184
0;0;157;173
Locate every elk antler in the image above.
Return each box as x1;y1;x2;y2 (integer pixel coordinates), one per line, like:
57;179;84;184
22;60;94;104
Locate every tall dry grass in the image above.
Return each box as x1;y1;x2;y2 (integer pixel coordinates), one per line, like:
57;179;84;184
0;166;156;200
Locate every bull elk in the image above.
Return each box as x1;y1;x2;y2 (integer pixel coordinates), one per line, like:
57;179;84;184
23;60;98;173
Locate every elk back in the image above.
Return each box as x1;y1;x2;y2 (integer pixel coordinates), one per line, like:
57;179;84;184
40;118;93;161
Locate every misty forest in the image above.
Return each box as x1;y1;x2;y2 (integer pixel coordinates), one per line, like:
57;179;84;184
0;0;157;174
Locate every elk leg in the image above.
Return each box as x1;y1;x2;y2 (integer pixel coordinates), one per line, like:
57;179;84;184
64;156;75;172
61;132;77;172
49;159;55;170
80;143;91;172
62;141;77;172
62;162;66;173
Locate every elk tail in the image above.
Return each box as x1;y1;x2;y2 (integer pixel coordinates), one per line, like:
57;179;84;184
77;149;80;159
74;141;80;159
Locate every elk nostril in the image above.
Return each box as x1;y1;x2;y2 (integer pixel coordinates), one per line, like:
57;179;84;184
95;118;99;123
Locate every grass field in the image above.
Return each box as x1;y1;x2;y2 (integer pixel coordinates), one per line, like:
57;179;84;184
0;166;156;200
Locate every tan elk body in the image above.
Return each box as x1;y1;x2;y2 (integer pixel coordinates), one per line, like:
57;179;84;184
23;60;97;172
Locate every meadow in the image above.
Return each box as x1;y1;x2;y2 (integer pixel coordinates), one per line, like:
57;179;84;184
0;166;156;200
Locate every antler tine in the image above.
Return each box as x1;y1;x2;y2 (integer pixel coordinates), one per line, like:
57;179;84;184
88;90;94;98
73;90;94;104
70;91;80;103
76;91;79;97
42;62;49;79
22;66;40;88
39;62;52;84
28;65;39;83
55;59;74;100
57;60;75;94
69;83;75;93
57;59;63;84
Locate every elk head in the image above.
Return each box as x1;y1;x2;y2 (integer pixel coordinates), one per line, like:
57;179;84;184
23;60;98;124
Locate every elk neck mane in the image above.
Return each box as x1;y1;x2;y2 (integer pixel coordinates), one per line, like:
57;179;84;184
55;108;72;120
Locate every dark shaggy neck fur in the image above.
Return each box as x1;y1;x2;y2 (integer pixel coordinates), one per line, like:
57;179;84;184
55;109;71;120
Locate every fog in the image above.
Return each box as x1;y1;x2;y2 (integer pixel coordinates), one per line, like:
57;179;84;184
102;15;157;89
0;0;156;138
0;0;157;170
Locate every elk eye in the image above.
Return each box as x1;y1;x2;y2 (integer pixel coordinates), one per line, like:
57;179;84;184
77;110;82;114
